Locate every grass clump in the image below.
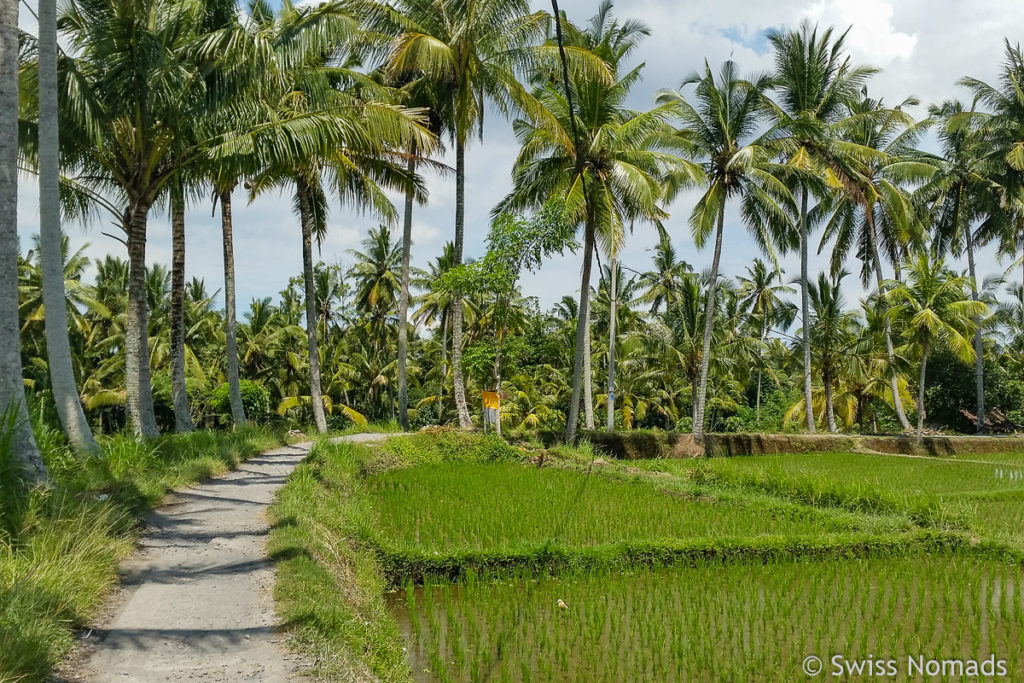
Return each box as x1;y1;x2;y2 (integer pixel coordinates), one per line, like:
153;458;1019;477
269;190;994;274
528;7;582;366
269;441;409;681
0;423;281;682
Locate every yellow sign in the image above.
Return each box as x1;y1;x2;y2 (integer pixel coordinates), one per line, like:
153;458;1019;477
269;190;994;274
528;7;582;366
481;391;501;410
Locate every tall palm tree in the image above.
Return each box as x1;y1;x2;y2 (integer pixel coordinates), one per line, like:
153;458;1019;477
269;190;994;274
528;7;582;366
887;254;986;437
31;0;100;452
917;99;1008;432
657;60;793;439
1;0;45;479
248;0;434;433
167;183;194;432
498;47;693;441
821;91;930;432
372;0;558;428
766;21;878;433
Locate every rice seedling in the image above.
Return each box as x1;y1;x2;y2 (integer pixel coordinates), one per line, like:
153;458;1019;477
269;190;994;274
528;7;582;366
391;555;1024;682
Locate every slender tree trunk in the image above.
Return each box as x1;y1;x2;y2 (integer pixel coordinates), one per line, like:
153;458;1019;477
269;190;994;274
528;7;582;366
755;318;765;427
219;189;247;427
917;339;929;438
694;204;726;439
583;304;594;430
125;203;160;438
451;139;471;428
439;310;448;419
37;0;98;453
0;0;45;479
169;186;194;433
296;176;327;433
965;231;985;433
823;365;837;433
799;187;815;434
606;255;617;431
398;157;414;431
564;217;595;442
866;213;911;431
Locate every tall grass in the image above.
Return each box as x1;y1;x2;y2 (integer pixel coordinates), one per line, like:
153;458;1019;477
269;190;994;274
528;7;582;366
0;415;281;682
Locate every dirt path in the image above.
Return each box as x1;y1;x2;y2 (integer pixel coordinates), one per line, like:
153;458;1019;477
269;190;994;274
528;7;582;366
72;432;395;682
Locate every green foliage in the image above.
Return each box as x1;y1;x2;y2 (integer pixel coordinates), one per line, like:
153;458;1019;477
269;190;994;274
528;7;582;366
209;380;271;424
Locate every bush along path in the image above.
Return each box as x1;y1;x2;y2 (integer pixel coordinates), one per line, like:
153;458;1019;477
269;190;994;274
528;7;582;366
73;433;396;682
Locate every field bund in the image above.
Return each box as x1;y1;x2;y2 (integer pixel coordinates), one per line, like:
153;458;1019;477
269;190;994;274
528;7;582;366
572;429;1024;459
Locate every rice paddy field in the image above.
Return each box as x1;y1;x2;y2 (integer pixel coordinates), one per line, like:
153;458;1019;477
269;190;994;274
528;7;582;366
364;462;866;554
391;556;1024;682
271;435;1024;681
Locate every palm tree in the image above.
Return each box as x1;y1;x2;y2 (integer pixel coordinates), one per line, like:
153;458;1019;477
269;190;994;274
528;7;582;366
766;21;878;433
499;31;694;442
247;1;434;433
638;224;691;314
821;91;930;432
372;0;558;429
657;60;793;439
887;254;986;437
805;270;859;432
917;99;1007;432
737;259;795;425
29;0;100;452
1;0;45;479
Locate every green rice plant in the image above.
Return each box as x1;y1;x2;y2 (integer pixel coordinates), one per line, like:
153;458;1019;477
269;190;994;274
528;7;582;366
391;555;1023;682
365;462;862;556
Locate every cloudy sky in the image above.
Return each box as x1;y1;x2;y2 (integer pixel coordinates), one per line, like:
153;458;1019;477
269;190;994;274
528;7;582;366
16;0;1024;318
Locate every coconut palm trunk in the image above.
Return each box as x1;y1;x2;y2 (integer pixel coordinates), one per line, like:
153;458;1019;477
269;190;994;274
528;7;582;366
169;186;194;432
38;0;98;453
866;214;912;431
451;140;471;428
564;215;596;442
0;0;46;479
219;188;247;427
397;157;414;430
798;187;815;433
583;304;594;430
917;339;929;437
296;175;328;433
823;364;838;433
965;230;985;432
693;205;725;439
606;254;617;431
124;203;160;438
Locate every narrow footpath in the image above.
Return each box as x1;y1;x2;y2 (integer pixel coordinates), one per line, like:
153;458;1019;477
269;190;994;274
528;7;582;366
72;432;394;682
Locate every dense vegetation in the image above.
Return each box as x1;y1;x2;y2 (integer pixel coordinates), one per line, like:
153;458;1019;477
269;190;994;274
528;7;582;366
4;0;1024;482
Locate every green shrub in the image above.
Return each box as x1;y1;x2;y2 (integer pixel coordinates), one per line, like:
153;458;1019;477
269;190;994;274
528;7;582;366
208;380;270;424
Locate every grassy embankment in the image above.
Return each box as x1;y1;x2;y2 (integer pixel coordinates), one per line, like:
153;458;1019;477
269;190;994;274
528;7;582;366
269;431;1024;680
0;419;282;682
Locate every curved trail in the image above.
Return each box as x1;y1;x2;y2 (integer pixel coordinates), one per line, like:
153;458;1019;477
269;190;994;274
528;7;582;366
74;432;393;682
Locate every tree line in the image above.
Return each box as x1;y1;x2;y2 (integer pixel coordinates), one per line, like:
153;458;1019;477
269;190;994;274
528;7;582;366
4;0;1024;479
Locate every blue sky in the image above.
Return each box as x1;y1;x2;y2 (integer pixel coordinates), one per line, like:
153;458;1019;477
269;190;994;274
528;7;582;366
16;0;1024;320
